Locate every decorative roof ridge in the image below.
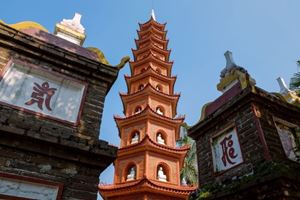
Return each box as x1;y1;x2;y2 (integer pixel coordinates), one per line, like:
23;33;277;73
0;22;125;89
130;53;173;66
120;83;180;99
1;20;49;32
125;66;177;83
114;105;184;122
217;51;256;93
187;86;299;138
118;134;189;153
256;86;300;109
0;21;131;71
220;51;248;78
54;13;86;46
276;77;300;106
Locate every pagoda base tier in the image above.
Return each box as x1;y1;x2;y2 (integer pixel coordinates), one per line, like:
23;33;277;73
100;193;186;200
99;178;196;200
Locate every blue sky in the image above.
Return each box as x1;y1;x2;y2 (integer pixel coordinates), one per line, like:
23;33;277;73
2;0;300;193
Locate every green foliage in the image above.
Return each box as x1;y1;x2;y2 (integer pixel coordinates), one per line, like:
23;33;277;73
196;183;220;199
255;161;289;176
290;72;300;90
290;61;300;92
199;191;210;198
179;123;198;186
293;127;300;162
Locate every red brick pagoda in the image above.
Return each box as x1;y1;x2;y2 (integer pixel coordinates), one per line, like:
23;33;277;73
99;13;196;200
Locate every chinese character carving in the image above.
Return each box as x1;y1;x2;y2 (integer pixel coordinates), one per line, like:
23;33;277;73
220;134;238;167
212;129;243;172
25;82;57;111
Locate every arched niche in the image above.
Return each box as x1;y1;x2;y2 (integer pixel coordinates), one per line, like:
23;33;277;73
157;163;169;182
124;163;137;182
134;106;142;114
129;130;140;145
156;131;166;145
156;106;164;116
138;84;144;91
155;68;162;74
140;68;146;74
155;84;162;92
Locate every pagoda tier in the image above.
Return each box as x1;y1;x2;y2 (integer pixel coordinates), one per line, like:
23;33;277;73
137;26;167;40
135;35;169;50
114;105;184;143
99;178;195;200
139;17;166;31
132;42;171;62
118;135;189;159
129;54;173;77
120;84;180;118
113;135;189;183
99;15;196;200
124;66;177;94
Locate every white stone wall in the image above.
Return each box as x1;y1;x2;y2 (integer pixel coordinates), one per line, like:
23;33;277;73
0;177;59;200
0;63;85;123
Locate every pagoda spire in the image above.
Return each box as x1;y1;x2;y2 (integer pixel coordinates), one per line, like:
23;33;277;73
151;9;156;21
99;16;196;200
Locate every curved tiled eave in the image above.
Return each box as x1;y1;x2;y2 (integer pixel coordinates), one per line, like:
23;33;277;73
130;54;173;76
132;49;170;64
138;18;166;31
114;105;184;139
125;66;177;93
116;144;187;176
120;84;180;117
99;177;196;198
118;135;189;161
132;43;171;61
137;26;167;40
135;36;169;50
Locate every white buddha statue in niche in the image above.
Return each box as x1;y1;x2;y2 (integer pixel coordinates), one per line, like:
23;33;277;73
156;85;161;91
156;107;163;115
126;167;136;181
135;106;142;114
157;166;167;182
157;133;165;145
131;132;139;144
138;84;144;91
